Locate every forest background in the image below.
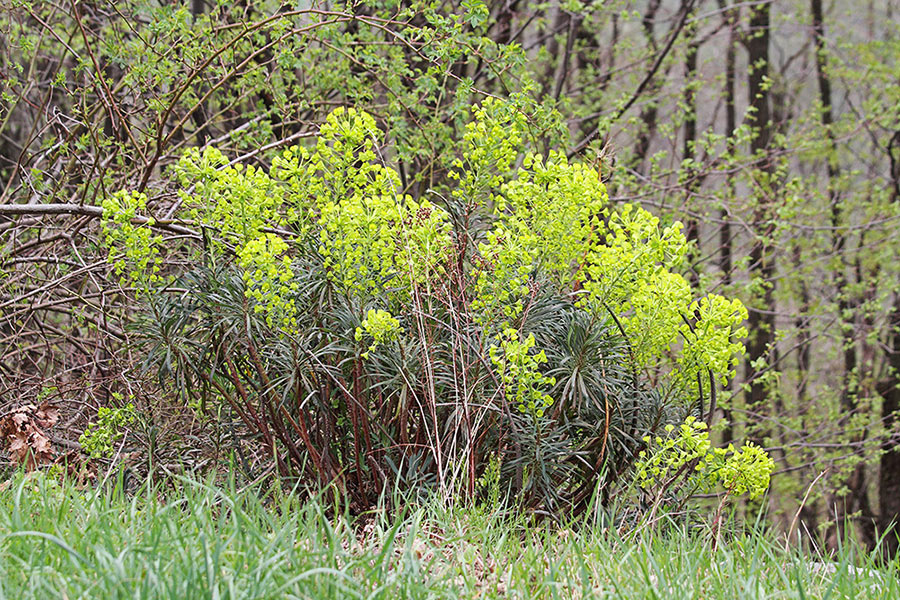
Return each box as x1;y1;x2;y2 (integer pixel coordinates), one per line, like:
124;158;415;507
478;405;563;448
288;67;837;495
1;0;899;556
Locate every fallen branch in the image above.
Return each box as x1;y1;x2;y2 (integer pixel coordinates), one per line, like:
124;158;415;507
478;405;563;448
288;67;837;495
0;203;199;237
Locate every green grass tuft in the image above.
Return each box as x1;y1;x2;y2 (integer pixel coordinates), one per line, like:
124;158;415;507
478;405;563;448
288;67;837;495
0;471;897;599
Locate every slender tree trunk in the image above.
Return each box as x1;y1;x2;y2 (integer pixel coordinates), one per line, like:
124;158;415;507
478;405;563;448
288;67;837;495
191;0;210;144
540;3;566;96
879;293;900;557
810;0;876;550
743;0;776;442
632;0;662;169
793;245;819;544
878;127;900;556
682;0;700;287
718;0;736;446
494;0;521;45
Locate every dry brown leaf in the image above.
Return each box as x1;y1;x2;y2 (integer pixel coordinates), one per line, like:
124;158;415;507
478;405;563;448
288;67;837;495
32;432;52;454
0;403;61;471
8;435;26;454
35;403;60;428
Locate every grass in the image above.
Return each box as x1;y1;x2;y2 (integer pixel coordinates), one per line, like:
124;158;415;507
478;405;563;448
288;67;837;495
0;470;897;599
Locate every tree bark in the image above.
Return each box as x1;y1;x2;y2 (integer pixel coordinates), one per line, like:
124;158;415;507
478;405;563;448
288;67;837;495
716;0;737;447
810;0;876;551
878;293;900;557
878;127;900;556
743;0;776;443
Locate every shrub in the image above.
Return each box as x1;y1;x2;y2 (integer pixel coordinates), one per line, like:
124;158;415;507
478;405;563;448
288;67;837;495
79;398;137;459
634;415;775;502
103;102;750;515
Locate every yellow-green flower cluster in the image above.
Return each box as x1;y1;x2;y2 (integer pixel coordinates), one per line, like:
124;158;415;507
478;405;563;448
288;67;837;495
473;152;607;326
100;190;163;290
106;101;750;414
237;233;298;329
580;203;690;362
173;146;299;326
271;108;393;217
472;225;534;323
79;400;136;459
674;294;749;390
273;107;454;298
354;309;402;359
624;269;692;365
635;416;711;488
450;97;526;206
489;328;556;417
714;441;774;499
495;153;607;280
319;194;452;297
174;146;282;246
635;416;774;500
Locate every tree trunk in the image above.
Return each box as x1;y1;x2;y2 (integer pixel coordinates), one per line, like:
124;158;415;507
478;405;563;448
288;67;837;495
878;294;900;557
681;0;700;287
878;126;900;556
632;0;662;169
811;0;876;551
718;0;736;446
743;0;776;443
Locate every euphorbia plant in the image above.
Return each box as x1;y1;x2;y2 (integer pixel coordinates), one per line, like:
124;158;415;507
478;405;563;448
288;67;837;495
635;416;774;502
101;101;749;515
634;415;774;546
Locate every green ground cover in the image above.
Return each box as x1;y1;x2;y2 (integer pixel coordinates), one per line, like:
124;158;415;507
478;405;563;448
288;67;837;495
0;471;896;599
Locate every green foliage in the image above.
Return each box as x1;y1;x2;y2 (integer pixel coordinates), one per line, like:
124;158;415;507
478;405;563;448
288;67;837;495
635;416;775;500
115;102;747;516
2;472;896;599
475;451;502;507
355;309;403;359
100;191;163;289
238;233;298;329
78;400;136;459
489;328;556;417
